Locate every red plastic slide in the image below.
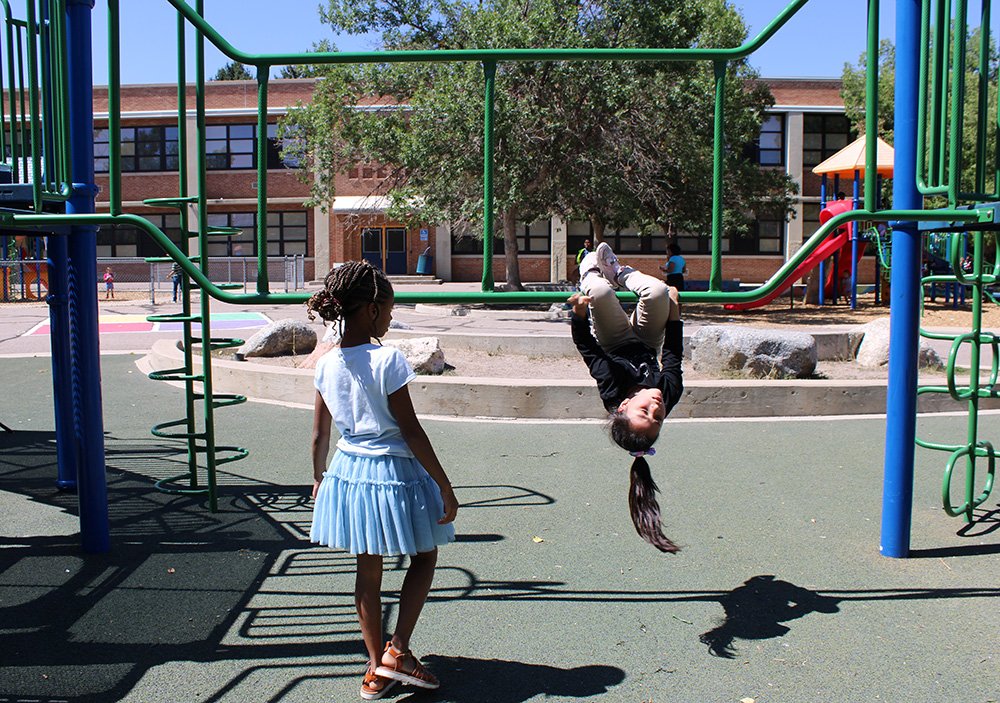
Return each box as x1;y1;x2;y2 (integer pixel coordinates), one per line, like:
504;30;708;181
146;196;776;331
724;200;857;310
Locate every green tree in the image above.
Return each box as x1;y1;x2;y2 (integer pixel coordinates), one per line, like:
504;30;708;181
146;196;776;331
841;28;998;201
212;61;253;81
282;0;797;287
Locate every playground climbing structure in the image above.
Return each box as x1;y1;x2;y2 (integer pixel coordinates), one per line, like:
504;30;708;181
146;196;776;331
1;0;998;557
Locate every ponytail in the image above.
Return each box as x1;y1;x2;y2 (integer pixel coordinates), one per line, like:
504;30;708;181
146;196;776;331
628;456;680;553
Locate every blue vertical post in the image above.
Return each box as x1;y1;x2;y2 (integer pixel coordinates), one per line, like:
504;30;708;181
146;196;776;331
48;232;76;490
65;0;108;553
851;170;861;309
881;0;922;558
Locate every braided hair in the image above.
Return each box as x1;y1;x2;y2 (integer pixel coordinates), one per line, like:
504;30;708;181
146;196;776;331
307;260;393;338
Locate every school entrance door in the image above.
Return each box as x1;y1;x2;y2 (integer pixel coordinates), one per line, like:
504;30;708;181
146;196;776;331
362;226;407;274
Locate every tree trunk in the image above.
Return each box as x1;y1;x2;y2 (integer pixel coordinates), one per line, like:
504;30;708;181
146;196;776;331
590;214;606;244
502;209;523;290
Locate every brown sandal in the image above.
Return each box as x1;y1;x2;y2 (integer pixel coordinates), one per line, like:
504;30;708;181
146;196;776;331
360;663;398;700
374;641;440;689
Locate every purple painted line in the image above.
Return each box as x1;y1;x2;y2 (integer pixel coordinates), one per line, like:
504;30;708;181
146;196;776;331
159;320;269;332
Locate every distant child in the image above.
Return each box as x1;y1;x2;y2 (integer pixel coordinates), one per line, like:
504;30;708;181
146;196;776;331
660;242;687;291
103;267;114;299
568;242;683;553
170;261;183;302
307;260;458;700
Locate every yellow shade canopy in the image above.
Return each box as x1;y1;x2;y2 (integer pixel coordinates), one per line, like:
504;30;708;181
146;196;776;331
811;134;894;178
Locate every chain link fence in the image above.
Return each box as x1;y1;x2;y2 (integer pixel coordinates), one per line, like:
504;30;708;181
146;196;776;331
1;255;307;304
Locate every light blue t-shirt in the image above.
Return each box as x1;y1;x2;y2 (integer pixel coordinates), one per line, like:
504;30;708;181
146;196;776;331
314;343;417;457
667;254;686;275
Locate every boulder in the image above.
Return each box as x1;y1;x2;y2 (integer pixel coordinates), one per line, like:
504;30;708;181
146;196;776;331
238;319;316;358
851;317;943;369
689;325;817;379
297;335;447;375
384;337;446;375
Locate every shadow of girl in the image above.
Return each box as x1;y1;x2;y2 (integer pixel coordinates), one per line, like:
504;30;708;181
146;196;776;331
699;574;841;659
402;655;624;702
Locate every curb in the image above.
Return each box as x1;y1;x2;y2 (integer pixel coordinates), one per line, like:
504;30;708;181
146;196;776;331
142;339;993;420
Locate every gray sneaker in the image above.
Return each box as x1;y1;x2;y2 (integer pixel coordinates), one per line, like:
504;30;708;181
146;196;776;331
595;242;623;287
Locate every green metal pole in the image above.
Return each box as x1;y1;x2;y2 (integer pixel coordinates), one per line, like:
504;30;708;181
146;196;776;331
864;0;878;210
974;0;990;195
196;0;218;511
948;0;967;208
481;59;496;293
709;59;726;292
107;0;121;214
256;66;269;293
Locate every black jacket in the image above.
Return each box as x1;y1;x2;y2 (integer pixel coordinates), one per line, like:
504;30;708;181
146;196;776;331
571;313;684;414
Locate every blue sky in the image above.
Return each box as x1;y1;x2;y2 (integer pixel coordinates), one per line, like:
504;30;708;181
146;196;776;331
85;0;900;85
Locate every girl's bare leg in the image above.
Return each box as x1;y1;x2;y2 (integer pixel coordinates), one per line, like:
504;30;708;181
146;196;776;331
389;548;438;653
356;553;385;668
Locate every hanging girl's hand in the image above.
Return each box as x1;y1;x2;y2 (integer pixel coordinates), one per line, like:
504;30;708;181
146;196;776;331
567;293;592;317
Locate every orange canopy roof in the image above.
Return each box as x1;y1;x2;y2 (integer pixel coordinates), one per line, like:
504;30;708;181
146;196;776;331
811;134;894;178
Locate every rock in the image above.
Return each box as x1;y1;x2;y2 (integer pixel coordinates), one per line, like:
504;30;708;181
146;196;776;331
384;336;446;374
689;325;817;379
238;319;317;358
851;317;943;369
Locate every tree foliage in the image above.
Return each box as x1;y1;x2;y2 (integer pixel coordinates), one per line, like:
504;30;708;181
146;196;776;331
841;27;999;202
281;0;798;287
212;60;254;81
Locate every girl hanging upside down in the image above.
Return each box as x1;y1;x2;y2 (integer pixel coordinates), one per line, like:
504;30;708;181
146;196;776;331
568;242;683;553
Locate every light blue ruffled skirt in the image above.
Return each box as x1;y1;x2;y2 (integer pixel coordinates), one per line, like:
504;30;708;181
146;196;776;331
310;449;455;556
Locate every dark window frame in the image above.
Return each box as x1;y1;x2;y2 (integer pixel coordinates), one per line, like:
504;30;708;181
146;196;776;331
94;125;179;174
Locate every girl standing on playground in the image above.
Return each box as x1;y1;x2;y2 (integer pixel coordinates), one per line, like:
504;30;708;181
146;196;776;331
307;260;458;700
568;242;683;553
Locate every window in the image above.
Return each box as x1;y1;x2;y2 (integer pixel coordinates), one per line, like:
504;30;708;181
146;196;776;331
451;230;505;255
803;114;853;168
756;115;785;166
96;213;184;258
205;124;296;170
266;211;308;256
205;212;257;257
728;218;785;256
518;220;551;254
451;219;552;255
206;124;254;170
200;210;308;257
94;126;179;173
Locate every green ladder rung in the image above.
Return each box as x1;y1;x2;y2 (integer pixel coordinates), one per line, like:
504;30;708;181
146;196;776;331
207;227;242;237
208;337;245;350
143;196;197;209
155;473;209;496
150;418;207;440
146;313;202;323
187;281;243;290
148;367;204;382
144;255;202;263
214;445;250;465
210;394;247;409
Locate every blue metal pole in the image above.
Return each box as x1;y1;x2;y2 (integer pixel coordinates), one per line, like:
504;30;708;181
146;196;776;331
881;0;921;558
65;0;108;553
47;232;76;491
851;170;861;309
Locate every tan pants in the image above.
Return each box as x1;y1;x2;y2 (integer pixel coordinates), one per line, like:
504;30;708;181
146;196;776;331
580;268;672;353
